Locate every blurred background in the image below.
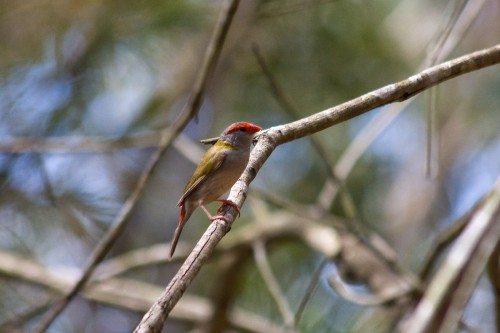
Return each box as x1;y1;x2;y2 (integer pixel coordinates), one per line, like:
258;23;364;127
0;0;499;332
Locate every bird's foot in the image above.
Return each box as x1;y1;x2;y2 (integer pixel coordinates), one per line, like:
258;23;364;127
210;214;232;223
215;199;241;217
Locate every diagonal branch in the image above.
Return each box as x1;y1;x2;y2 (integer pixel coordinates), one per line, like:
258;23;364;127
133;44;500;332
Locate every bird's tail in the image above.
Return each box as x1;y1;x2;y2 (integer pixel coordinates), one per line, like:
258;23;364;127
169;204;189;259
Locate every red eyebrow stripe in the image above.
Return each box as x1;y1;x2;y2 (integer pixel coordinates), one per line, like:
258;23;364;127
227;123;262;133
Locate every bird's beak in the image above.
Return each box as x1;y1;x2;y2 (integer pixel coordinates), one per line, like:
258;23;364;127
199;136;220;145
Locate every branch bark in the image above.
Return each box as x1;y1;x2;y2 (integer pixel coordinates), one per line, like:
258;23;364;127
133;44;500;332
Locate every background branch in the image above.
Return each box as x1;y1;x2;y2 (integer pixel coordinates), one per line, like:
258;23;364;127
400;178;500;333
253;240;295;328
0;251;293;333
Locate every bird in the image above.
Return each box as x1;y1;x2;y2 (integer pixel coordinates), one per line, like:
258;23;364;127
169;122;262;258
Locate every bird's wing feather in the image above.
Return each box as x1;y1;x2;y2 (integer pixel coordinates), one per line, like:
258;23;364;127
177;145;227;207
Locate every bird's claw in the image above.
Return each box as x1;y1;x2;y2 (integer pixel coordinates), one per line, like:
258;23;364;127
210;214;232;223
215;199;241;217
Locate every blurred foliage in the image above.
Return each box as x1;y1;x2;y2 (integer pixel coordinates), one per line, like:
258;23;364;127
0;0;499;332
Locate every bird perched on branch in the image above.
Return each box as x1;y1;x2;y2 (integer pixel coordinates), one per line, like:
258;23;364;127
169;122;262;258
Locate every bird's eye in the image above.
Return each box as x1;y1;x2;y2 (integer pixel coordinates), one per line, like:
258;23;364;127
239;128;247;132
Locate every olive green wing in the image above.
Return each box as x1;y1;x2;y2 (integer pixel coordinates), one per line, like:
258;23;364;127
177;146;226;207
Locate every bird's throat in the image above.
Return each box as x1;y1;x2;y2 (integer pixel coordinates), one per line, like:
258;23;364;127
216;141;237;150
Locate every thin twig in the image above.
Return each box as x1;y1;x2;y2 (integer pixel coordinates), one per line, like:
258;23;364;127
253;240;295;328
424;0;469;67
315;101;408;211
424;0;468;177
95;244;172;280
419;208;472;281
251;43;338;183
327;268;411;306
294;258;327;327
0;297;53;333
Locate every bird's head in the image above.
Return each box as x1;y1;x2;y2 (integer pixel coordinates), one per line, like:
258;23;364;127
219;122;262;148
